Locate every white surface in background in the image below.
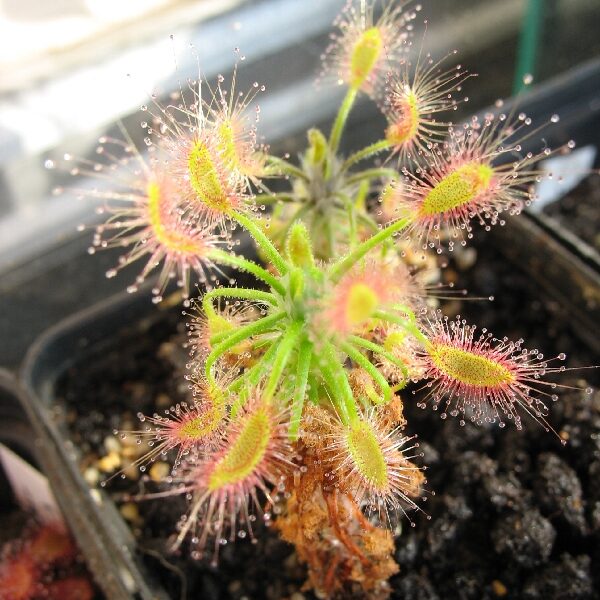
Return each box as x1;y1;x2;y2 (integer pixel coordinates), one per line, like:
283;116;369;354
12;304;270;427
0;0;184;69
533;145;597;211
0;0;340;161
0;443;64;525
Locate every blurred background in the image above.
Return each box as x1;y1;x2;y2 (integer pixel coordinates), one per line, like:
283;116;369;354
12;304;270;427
0;0;599;367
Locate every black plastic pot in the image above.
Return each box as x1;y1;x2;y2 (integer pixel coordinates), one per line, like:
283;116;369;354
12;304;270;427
0;369;40;512
489;57;600;354
0;369;105;598
16;58;600;600
19;232;600;600
491;213;600;354
20;292;172;600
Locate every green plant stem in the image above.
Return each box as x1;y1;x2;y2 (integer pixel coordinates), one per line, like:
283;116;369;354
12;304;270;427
263;322;302;403
202;287;278;322
266;156;309;181
374;310;432;348
354;179;369;212
204;312;285;384
348;335;409;382
231;211;289;275
226;339;282;418
319;360;350;424
329;217;411;282
208;249;284;295
340;341;391;405
341;139;392;171
209;329;235;346
321;342;359;425
307;372;319;405
289;338;313;440
329;87;359;157
228;341;280;414
346;168;398;186
210;320;278;347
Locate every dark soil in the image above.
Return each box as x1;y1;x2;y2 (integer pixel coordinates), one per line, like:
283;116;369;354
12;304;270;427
391;238;600;600
55;230;600;600
542;175;600;255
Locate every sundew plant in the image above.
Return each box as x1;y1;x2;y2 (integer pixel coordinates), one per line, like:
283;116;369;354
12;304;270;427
57;1;585;597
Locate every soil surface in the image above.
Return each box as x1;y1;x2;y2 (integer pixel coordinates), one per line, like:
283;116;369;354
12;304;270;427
389;238;600;600
542;175;600;255
56;230;600;600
